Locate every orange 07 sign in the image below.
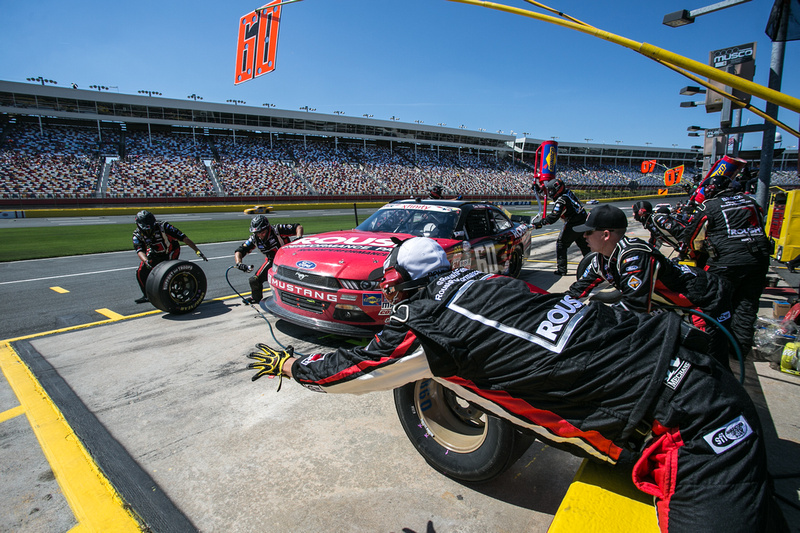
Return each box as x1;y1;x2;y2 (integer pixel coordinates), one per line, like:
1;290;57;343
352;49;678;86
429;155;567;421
664;165;684;187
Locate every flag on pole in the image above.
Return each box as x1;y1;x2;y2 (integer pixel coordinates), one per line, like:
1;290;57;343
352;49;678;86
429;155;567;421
765;0;800;42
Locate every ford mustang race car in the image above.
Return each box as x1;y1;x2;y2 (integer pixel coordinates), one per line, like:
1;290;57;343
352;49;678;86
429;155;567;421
244;205;273;214
263;199;533;337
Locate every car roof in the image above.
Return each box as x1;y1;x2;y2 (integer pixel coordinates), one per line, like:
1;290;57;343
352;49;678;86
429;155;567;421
389;198;493;209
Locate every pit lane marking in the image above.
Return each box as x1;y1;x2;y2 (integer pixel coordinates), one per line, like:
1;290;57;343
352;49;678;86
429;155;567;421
96;308;125;320
0;342;142;532
50;286;69;293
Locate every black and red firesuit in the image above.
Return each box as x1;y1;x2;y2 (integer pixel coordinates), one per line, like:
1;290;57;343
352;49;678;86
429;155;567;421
235;223;302;303
288;268;783;532
567;236;734;367
682;191;772;354
534;180;590;275
133;220;186;294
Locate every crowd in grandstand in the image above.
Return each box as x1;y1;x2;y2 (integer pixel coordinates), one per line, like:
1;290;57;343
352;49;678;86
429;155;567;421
1;122;797;200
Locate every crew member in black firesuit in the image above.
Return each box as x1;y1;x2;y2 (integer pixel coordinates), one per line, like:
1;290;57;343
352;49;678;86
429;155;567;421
132;210;207;304
246;237;786;533
631;200;687;255
681;158;772;356
533;178;590;276
234;214;303;304
567;205;733;368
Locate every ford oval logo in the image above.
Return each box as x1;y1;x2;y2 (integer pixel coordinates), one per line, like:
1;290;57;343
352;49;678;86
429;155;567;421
296;260;316;269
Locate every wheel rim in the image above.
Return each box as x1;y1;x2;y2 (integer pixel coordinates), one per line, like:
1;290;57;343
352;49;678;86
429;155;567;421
413;379;487;453
168;272;199;304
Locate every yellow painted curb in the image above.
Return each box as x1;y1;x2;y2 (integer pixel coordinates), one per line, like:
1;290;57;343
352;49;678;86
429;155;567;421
0;342;142;532
549;460;659;532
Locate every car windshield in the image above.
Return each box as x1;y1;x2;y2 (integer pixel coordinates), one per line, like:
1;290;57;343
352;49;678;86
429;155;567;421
356;205;460;239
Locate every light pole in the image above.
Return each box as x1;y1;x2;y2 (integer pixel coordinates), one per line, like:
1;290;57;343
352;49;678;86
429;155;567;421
90;85;109;91
390;116;399;121
437;123;446;127
662;0;753;27
188;94;203;101
27;76;57;86
363;114;373;118
299;106;315;112
263;103;275;108
414;119;423;124
334;110;345;115
227;99;245;105
139;90;161;97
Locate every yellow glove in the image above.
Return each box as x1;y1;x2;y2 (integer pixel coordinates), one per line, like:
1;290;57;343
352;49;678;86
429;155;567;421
247;344;294;391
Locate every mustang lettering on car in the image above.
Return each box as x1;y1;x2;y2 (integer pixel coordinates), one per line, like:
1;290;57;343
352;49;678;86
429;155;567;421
263;199;533;337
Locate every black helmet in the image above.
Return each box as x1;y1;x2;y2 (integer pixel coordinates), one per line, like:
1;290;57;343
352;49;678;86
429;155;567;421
546;178;565;199
250;214;270;234
135;210;156;234
703;174;730;200
632;201;653;223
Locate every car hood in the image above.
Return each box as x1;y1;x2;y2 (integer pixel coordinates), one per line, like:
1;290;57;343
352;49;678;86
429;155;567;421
276;230;458;280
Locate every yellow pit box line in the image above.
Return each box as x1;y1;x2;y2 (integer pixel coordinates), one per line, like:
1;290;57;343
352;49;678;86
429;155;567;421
548;459;659;532
0;342;142;532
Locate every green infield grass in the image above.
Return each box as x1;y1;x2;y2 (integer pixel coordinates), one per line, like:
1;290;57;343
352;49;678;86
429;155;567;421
0;214;360;262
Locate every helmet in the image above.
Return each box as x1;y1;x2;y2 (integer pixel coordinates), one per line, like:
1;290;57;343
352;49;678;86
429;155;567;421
429;186;443;199
250;214;270;234
546;178;565;199
702;156;746;200
380;237;450;304
135;210;156;235
703;174;731;200
632;201;653;223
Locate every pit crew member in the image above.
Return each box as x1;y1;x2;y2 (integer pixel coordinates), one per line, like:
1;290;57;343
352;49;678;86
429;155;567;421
246;237;785;533
534;178;590;276
132;210;206;304
234;214;303;304
568;205;733;368
681;160;772;356
632;200;687;255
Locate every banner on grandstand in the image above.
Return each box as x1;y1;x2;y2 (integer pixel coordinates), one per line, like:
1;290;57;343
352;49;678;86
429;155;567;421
235;0;302;84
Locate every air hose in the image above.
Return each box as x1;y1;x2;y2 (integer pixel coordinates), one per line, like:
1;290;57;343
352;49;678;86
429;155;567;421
672;307;745;384
225;265;307;357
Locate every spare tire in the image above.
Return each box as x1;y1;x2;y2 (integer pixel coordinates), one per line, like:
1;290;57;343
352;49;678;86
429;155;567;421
145;260;206;314
394;379;534;483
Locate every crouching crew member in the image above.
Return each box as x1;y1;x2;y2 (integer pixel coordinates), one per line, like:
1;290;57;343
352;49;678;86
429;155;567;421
133;210;206;304
234;214;303;304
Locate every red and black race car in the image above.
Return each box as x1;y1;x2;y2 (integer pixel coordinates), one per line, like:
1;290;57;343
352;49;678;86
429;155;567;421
263;199;533;337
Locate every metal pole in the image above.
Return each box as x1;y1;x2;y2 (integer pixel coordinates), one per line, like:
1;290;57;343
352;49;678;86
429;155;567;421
756;4;788;209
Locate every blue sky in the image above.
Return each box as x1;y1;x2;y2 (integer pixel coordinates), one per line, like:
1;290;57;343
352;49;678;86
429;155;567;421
1;0;797;150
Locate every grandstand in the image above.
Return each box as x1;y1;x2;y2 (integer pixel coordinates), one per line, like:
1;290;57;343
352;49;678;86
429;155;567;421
1;80;797;205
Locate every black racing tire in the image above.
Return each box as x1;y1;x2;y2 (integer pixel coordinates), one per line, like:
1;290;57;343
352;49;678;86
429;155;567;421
145;260;207;314
508;246;523;278
393;379;535;483
576;251;598;281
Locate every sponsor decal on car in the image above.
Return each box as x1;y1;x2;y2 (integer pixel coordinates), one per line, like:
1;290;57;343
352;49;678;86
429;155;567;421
703;415;753;454
296;260;316;269
363;294;382;306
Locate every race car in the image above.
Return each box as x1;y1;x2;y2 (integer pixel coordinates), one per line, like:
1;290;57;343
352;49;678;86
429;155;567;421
243;205;273;214
263;199;533;337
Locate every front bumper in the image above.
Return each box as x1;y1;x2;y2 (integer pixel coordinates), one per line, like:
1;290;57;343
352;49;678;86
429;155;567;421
262;296;381;338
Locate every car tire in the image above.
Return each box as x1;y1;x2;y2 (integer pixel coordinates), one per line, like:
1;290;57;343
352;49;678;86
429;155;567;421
508;246;523;278
145;260;207;314
393;379;535;483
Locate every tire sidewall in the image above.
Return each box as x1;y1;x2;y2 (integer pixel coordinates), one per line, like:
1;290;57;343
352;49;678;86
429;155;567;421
145;260;206;314
393;380;531;483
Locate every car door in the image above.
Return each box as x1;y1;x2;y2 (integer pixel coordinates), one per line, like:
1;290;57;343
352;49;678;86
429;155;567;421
464;207;502;273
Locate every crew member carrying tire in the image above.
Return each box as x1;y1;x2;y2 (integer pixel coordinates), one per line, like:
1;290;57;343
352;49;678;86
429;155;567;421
533;178;590;276
132;210;207;304
234;215;303;305
245;237;786;533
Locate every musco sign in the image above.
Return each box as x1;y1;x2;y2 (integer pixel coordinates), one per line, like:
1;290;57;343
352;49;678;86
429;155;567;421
705;42;756;112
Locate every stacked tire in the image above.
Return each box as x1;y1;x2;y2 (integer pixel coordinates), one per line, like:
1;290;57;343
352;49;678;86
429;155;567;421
145;260;207;314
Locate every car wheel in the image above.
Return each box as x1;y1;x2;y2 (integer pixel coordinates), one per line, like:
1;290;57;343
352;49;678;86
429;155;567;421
146;260;207;314
393;379;534;483
508;246;523;278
